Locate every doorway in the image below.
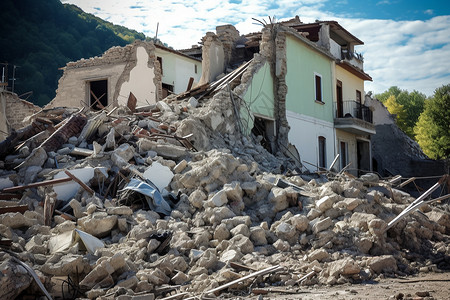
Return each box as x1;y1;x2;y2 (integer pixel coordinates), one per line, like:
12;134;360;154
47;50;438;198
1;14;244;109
357;139;371;175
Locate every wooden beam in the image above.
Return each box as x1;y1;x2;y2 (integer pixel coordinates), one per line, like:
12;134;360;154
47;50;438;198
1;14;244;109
1;177;73;193
64;170;95;195
186;77;194;91
0;205;29;214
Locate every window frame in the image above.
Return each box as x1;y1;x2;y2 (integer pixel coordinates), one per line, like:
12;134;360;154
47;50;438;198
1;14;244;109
318;136;327;169
314;72;323;103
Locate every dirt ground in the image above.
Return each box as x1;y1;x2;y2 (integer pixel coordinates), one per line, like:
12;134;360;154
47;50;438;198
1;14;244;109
236;272;450;300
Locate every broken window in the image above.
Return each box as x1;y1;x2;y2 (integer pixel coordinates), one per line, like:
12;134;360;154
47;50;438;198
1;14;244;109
340;141;348;170
251;116;275;153
162;83;174;99
315;74;323;102
89;79;108;110
318;136;326;169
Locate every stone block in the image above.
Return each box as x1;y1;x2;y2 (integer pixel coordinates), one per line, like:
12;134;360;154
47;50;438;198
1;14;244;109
312;217;333;234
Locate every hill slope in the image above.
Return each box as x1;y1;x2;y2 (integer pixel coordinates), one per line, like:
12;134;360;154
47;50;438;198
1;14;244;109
0;0;147;106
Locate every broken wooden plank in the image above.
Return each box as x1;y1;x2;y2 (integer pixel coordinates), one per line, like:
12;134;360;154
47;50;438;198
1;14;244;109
398;177;416;188
127;92;137;112
64;170;95;195
186;77;194;91
0;193;22;200
0;205;28;214
1;177;73;193
44;194;56;227
203;265;283;296
230;261;258;272
328;154;340;171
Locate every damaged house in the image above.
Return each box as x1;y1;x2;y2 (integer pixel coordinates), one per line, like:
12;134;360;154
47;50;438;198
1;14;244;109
200;17;375;174
46;40;202;109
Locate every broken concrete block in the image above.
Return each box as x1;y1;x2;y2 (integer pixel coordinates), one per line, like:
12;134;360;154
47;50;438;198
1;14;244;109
196;249;218;270
206;206;236;224
220;249;242;263
269;187;288;212
229;234;253;254
337;198;362;211
316;195;335;212
329;258;361;278
349;212;377;231
107;206;133;216
0;212;38;229
368;218;387;239
171;271;190;285
250;226;267;246
42;254;89;276
157;101;172;112
207;190;228;208
214;223;230;242
148;268;170;285
307;249;330;262
290;214;309;232
116;275;138;290
312;217;333;234
189;189;206;209
188;97;198;108
78;212;118;238
275;222;296;243
173;159;188;174
25;235;47;254
241;181;258;196
0;258;33;299
230;223;250;237
367;255;397;274
273;239;290;252
112;143;135;167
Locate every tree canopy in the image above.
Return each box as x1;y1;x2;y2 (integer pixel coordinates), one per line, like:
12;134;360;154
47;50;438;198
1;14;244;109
375;86;427;139
0;0;147;106
414;84;450;160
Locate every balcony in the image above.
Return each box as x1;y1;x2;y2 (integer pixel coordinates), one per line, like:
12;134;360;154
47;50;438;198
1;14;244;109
330;39;364;70
334;100;375;135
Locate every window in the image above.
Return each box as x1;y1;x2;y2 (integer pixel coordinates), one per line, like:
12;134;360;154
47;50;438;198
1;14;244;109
356;90;361;104
157;56;163;75
318;136;326;169
89;79;108;110
194;64;198;74
314;74;323;102
340;141;348;170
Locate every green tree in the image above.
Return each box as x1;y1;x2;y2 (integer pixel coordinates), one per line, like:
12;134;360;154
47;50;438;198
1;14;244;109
414;84;450;160
384;95;410;135
375;86;426;139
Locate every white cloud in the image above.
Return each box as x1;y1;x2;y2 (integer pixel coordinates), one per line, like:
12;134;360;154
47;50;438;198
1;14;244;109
62;0;450;96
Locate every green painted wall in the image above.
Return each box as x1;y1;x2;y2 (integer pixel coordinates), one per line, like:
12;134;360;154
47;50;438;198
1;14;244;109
241;61;275;134
285;35;334;123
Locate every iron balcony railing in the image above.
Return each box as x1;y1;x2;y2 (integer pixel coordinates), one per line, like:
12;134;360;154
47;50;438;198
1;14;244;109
335;100;373;124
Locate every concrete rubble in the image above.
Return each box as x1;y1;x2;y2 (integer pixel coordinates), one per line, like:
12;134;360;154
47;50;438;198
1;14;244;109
0;88;449;299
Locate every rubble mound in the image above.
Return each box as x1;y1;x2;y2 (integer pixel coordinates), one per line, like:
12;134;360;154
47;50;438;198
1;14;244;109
0;92;448;299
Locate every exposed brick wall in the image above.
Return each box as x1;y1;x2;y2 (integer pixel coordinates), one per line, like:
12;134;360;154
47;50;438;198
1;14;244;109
1;91;40;131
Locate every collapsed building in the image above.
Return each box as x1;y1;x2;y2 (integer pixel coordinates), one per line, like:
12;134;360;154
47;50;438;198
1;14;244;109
0;16;448;300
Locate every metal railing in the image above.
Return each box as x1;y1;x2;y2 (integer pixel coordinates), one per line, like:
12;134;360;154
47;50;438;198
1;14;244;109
335;100;373;123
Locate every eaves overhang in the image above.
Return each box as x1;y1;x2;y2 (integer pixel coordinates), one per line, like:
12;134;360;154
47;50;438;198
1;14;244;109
337;60;372;81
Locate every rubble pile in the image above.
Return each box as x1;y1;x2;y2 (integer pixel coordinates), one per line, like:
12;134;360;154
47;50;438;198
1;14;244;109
0;92;449;299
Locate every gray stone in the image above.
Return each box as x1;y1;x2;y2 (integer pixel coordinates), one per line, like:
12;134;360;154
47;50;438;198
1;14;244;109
42;254;88;276
250;226;267;246
367;255;397;273
0;212;38;229
269;187;289;212
107;206;133;215
171;271;190;285
290;214;309;232
78;212;118;238
207;190;228;207
220;249;242;263
316;195;335;212
173;160;188;173
273;239;290;251
189;189;206;209
214;223;230;241
230;223;250;237
329;258;361;278
307;249;329;262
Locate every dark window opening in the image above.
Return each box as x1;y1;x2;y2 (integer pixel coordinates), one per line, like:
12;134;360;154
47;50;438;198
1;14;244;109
340;141;348;170
157;56;163;75
162;83;174;99
318;136;326;169
315;75;322;102
194;64;198;74
89;79;107;110
251;116;275;154
336;80;343;117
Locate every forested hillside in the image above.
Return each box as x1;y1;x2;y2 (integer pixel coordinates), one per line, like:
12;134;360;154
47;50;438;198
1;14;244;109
0;0;147;106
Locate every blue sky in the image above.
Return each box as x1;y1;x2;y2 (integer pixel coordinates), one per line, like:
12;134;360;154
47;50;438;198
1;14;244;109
62;0;450;96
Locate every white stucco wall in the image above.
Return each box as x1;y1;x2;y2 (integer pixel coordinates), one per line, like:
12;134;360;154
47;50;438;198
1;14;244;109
118;47;157;106
155;48;202;94
287;110;335;172
335;129;358;172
